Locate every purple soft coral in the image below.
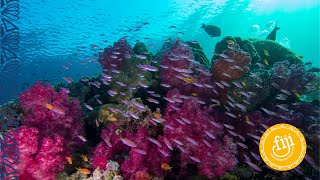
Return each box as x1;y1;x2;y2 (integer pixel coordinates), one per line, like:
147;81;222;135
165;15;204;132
162;88;238;178
270;60;316;94
160;39;218;101
99;37;133;70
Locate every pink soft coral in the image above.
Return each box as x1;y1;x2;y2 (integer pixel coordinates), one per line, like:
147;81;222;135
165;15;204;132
8;126;65;180
90;125;170;179
11;82;85;179
19;82;85;151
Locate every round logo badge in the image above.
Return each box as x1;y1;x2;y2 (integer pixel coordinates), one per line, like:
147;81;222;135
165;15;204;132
259;123;306;171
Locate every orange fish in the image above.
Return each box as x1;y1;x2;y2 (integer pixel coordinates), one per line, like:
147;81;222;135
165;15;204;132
66;156;72;165
45;103;65;115
191;93;198;97
76;167;91;175
108;116;117;122
153;113;162;119
81;154;88;162
161;163;172;172
45;103;54;110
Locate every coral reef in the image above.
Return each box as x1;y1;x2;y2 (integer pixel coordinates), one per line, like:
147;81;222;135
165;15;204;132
2;35;319;180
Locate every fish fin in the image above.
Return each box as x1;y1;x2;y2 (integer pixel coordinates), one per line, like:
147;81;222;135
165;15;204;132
201;23;206;28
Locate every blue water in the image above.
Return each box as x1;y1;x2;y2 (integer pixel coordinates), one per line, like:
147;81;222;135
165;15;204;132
0;0;319;104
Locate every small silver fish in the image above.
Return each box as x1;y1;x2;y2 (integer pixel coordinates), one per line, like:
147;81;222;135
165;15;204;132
160;83;171;88
223;123;235;129
172;139;184;146
237;142;248;149
163;137;173;150
225;112;237;118
186;137;198;146
202;139;212;148
147;137;162;147
189;156;201;163
96;99;102;105
60;87;70;93
120;138;137;148
133;148;147;155
159;149;170;157
135;54;147;59
221;81;231;87
138;64;158;72
84;103;93;111
281;89;292;95
261;107;276;116
276;104;289;111
232;82;243;88
215;82;224;89
78;135;87;142
205;130;216;139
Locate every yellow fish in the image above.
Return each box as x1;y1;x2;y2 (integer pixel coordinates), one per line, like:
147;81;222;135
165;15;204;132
292;90;301;98
240;81;246;87
191;93;198;97
182;77;195;84
264;59;269;66
263;49;269;56
226;40;235;45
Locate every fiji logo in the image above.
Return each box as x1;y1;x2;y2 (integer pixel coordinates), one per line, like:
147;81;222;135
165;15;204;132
272;134;295;159
259;124;306;171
